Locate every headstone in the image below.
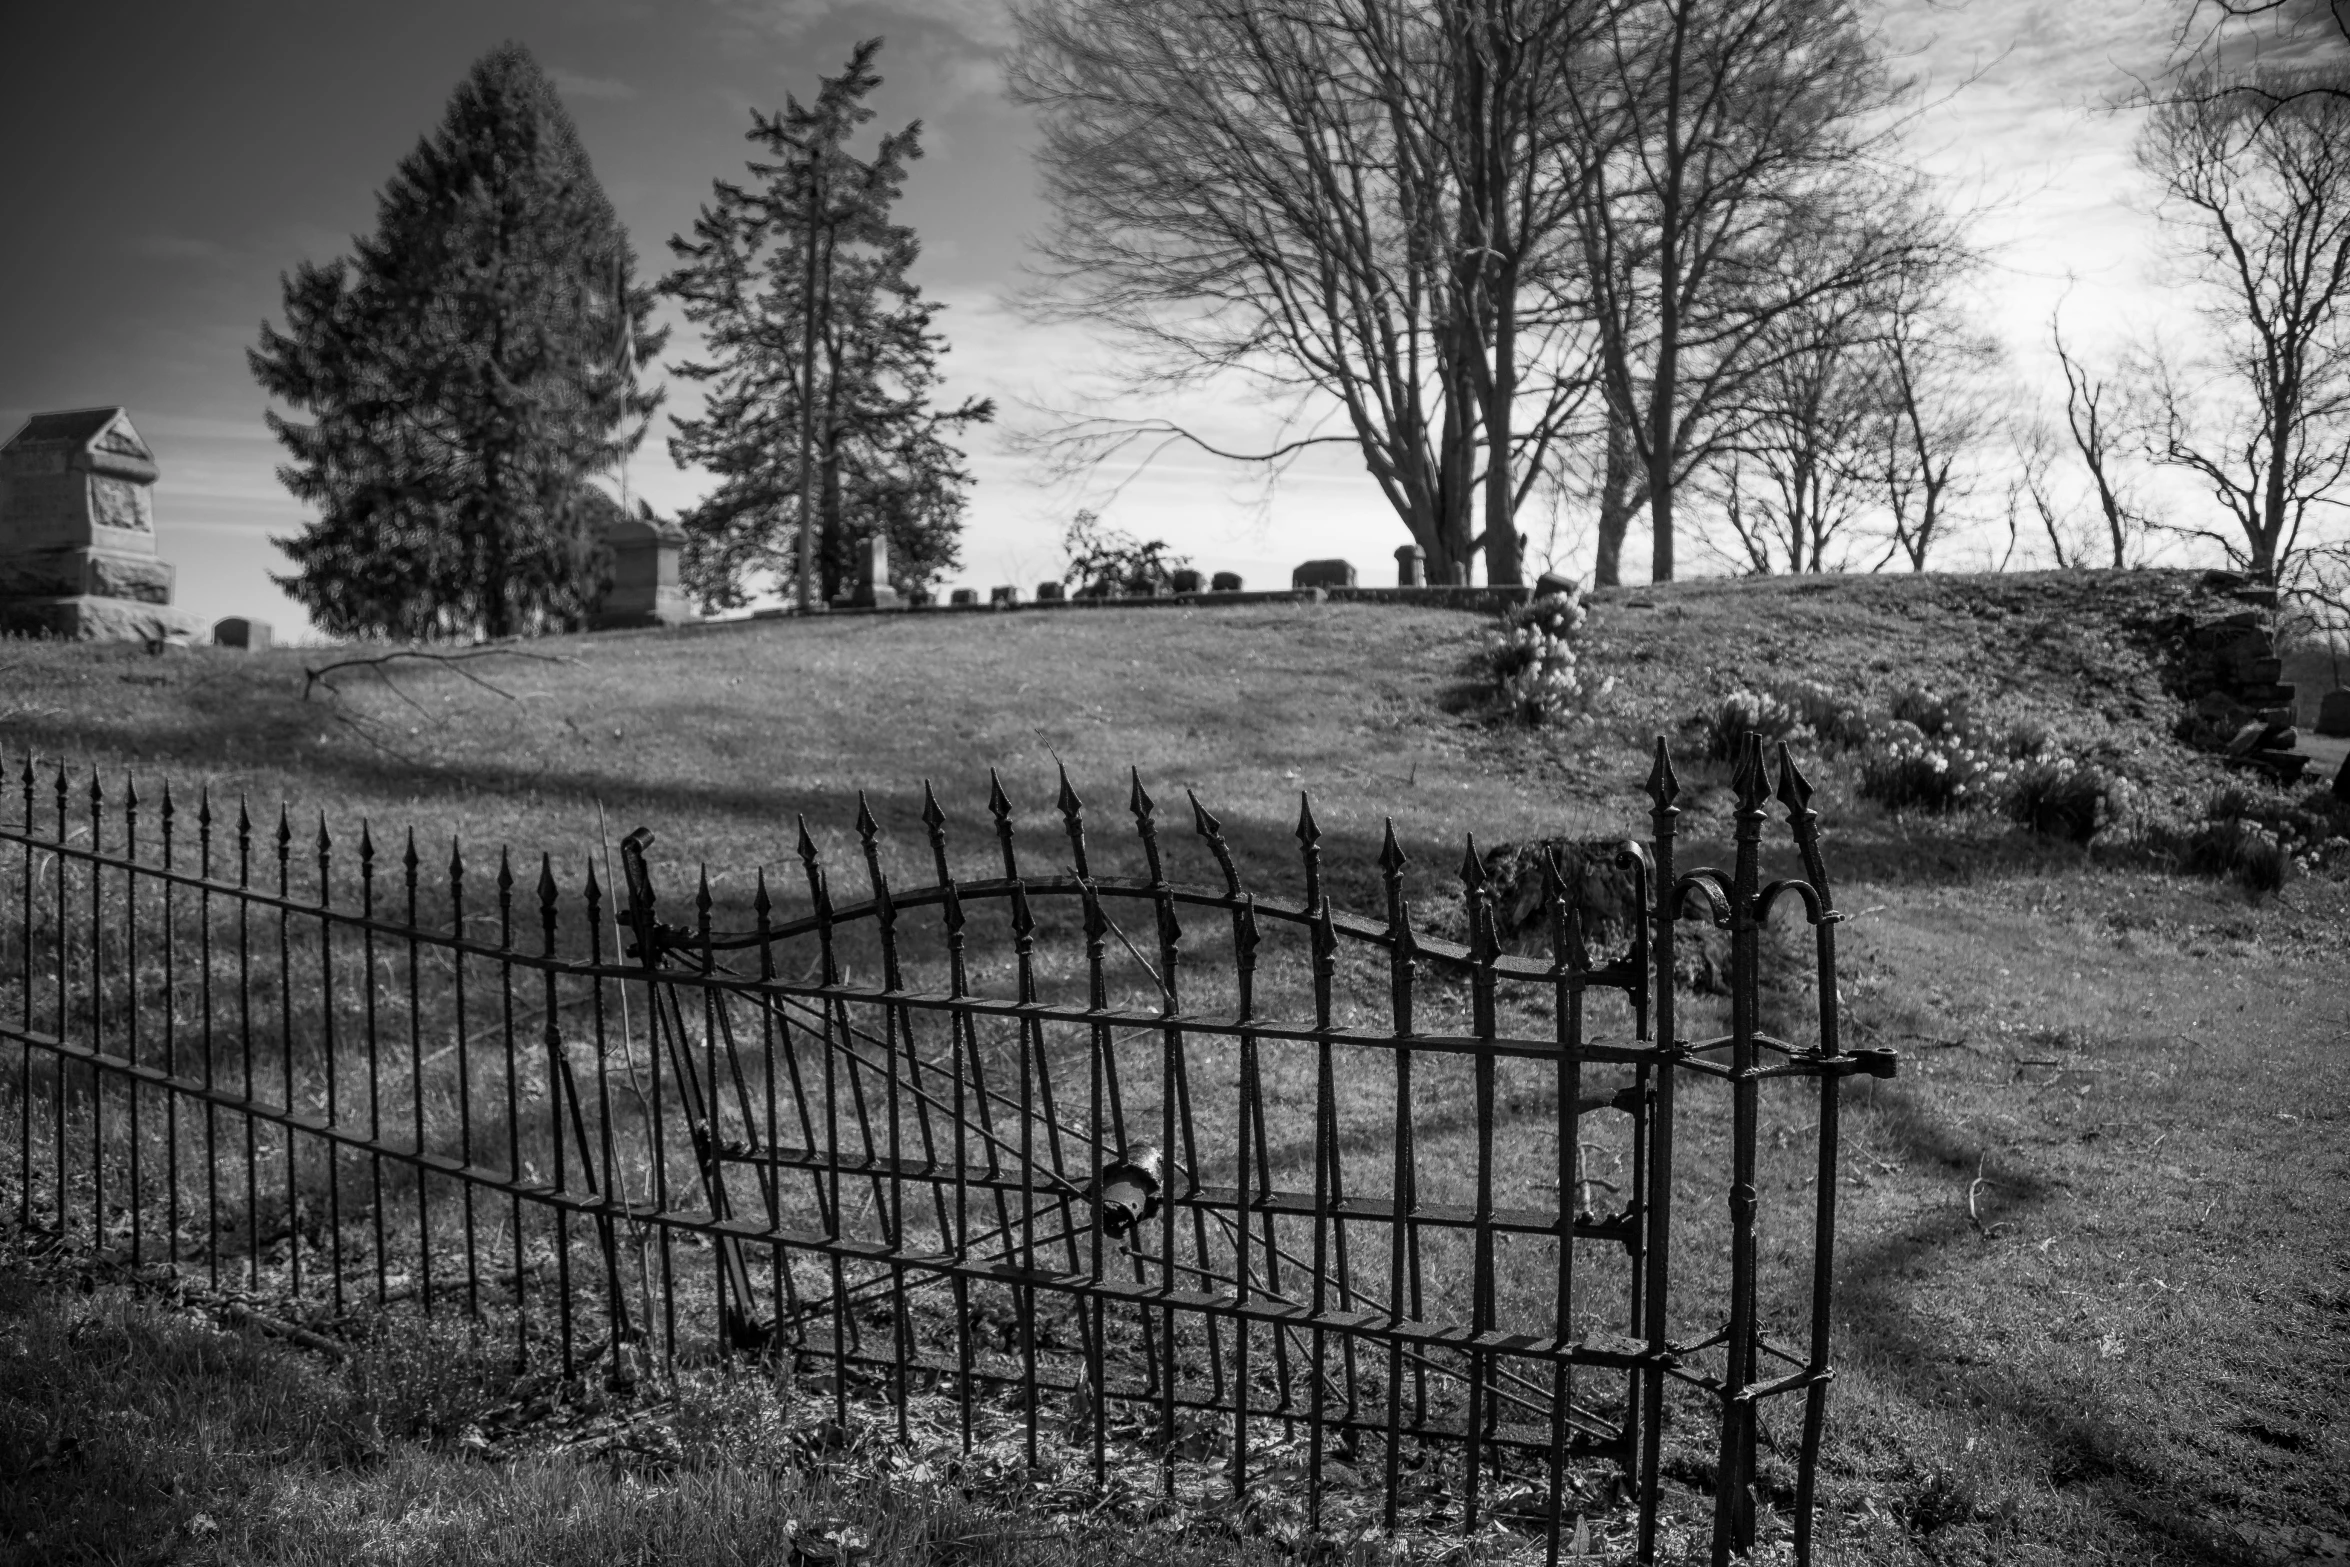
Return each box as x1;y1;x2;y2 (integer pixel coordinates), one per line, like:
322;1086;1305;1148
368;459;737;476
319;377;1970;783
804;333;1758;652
0;408;208;642
2317;689;2350;738
214;617;272;651
949;587;979;606
1170;568;1203;594
1211;571;1243;592
590;507;698;629
1535;570;1577;600
1450;561;1471;587
1293;558;1356;589
990;585;1020;606
853;535;902;610
1037;581;1068;602
1395;544;1425;587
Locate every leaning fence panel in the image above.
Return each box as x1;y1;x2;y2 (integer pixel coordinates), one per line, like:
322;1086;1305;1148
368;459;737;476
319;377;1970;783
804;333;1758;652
0;737;1891;1566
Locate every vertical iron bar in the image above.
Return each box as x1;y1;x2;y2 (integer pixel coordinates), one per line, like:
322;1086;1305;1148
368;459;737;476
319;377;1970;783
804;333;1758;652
1712;736;1770;1565
201;790;219;1289
1780;747;1841;1567
1546;852;1585;1567
1461;838;1498;1534
320;815;343;1319
88;774;103;1255
126;776;143;1267
1378;821;1415;1530
362;824;385;1308
277;808;298;1302
500;852;525;1369
922;783;982;1455
451;839;478;1322
1638;742;1682;1567
237;798;256;1290
163;781;179;1268
405;830;431;1317
797;820;850;1430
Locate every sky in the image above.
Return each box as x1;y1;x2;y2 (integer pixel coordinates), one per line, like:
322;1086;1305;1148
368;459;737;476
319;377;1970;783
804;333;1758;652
1;0;2341;641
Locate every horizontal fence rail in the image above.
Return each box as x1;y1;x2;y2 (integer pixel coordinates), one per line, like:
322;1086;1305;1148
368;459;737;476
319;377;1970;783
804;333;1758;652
0;737;1893;1566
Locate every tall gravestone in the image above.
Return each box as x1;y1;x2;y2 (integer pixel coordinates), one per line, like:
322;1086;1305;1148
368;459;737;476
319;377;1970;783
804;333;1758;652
0;408;207;642
590;509;697;629
851;535;901;610
1395;544;1425;587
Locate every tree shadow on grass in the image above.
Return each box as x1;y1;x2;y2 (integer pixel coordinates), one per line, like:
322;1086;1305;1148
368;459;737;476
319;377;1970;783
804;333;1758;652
1825;1080;2281;1566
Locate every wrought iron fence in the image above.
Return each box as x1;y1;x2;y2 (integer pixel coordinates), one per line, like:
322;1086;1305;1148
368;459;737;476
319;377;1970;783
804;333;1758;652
0;737;1892;1566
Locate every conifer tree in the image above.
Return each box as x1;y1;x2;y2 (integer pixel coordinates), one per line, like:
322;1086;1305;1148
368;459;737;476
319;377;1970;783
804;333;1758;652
664;39;993;610
251;42;663;640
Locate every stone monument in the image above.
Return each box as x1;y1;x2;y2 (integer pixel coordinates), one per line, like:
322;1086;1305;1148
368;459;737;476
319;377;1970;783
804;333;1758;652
1395;544;1425;586
1293;558;1356;589
590;508;697;629
0;408;207;642
850;535;902;610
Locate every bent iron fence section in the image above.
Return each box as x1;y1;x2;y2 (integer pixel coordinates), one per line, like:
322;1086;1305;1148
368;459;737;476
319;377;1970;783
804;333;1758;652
0;738;1892;1566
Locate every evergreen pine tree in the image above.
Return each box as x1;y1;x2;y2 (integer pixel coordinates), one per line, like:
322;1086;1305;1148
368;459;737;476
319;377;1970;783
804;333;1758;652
664;39;993;609
251;42;663;640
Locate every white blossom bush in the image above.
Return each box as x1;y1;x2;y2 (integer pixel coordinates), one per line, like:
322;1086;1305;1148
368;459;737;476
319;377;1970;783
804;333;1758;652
1486;588;1610;726
1856;720;2016;813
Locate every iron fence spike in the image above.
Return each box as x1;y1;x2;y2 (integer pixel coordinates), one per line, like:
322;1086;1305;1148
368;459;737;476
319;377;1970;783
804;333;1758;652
796;814;822;869
920;780;946;833
855;791;880;844
538;852;559;906
987;768;1013;824
1775;743;1815;816
1295;791;1320;846
1378;817;1407;877
1732;732;1771;813
752;866;772;917
1645;736;1680;809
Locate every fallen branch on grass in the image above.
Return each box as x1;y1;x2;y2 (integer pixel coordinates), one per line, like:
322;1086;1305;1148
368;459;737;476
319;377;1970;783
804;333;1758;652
301;646;575;703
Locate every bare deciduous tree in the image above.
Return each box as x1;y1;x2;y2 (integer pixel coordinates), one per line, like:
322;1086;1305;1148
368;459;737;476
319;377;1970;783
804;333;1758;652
2048;314;2152;569
1564;0;1933;582
1874;270;1998;571
1007;0;1601;586
2135;72;2350;581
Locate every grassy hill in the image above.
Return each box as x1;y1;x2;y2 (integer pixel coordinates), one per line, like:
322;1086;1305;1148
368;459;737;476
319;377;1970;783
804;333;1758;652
2;571;2346;1566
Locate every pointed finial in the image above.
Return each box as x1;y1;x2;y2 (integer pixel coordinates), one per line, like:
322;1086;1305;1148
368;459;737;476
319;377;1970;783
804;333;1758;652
1378;819;1407;880
448;836;464;878
696;864;714;918
198;785;213;830
1188;789;1240;896
796;814;821;872
124;774;139;811
855;791;880;845
920;780;946;836
1774;743;1815;817
1055;762;1090;879
752;867;772;921
497;847;515;894
402;825;419;872
1727;731;1766;813
987;769;1018;879
538;852;559;907
1458;834;1487;892
1295;792;1320;849
359;819;374;863
316;810;331;856
1130;768;1164;883
583;856;602;904
276;805;292;850
1644;737;1680;812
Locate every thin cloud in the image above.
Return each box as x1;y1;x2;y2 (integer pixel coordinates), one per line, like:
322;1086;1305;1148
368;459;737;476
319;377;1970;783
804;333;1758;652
548;65;640;101
712;0;1016;49
133;234;235;266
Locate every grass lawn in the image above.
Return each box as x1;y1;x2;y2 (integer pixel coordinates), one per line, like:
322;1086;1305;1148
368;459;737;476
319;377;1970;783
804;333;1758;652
2;571;2346;1565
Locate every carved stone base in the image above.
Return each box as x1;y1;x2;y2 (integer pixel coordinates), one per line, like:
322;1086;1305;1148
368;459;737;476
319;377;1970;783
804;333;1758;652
0;594;210;643
0;547;174;603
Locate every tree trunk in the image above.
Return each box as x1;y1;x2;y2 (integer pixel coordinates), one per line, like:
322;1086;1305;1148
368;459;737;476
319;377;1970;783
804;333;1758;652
1595;404;1636;587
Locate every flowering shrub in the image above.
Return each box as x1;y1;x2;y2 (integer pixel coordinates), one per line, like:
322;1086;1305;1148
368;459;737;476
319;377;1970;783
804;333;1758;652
1486;589;1608;726
1686;678;1869;762
1856;722;2013;813
1890;684;1973;739
2002;756;2113;843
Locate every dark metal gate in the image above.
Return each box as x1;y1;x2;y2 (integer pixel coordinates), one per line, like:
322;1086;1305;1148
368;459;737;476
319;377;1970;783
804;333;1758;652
0;735;1892;1565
